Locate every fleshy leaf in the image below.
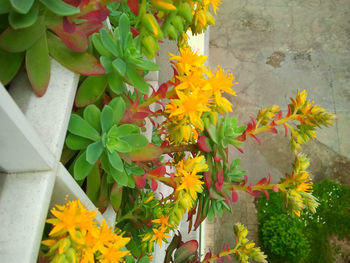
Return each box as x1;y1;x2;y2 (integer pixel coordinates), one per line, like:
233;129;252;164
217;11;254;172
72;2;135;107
120;134;148;149
86;162;101;204
101;105;114;133
108;124;139;138
8;3;39;29
0;49;24;85
108;151;123;171
128;143;162;161
110;183;123;212
112;58;126;77
126;56;160;71
0;15;45;52
100;28;119;57
50;23;88;52
74;151;93;180
26;33;50;97
126;66;150;94
118;13;130;51
65;134;92;150
83;105;101;133
68;114;100;141
39;0;80;16
47;32;105;76
110;166;128;186
108;71;125;94
134;174;146;189
174;240;198;263
127;0;139;15
0;0;11;14
92;33;113;57
108;97;126;124
198;135;212;152
10;0;34;14
86;141;103;164
75;75;108;107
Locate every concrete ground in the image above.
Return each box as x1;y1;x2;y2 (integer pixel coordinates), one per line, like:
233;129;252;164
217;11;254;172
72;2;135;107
204;0;350;260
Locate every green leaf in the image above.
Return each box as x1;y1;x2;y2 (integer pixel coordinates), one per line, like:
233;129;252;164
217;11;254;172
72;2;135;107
39;0;80;16
0;0;11;14
75;75;108;107
110;183;123;212
74;151;93;180
86;162;101;204
92;33;113;57
126;66;149;94
83;105;101;133
108;151;123;171
118;13;130;51
8;3;39;29
139;256;149;263
127;175;135;188
112;138;132;153
112;58;126;76
9;0;34;14
126;56;160;71
110;167;128;186
0;15;44;52
100;56;113;73
128;143;162;161
107;71;125;94
125;165;144;176
206;125;218;144
47;32;105;76
108;97;126;124
121;134;148;149
26;32;50;97
86;141;103;164
108;124;139;138
174;241;198;263
65;134;92;150
100;28;119;57
101;105;114;133
0;48;23;85
68;114;100;141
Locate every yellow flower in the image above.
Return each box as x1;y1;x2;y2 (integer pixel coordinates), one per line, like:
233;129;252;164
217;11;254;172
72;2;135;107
150;227;171;246
152;216;170;228
175;155;207;200
209;0;221;14
169;47;207;76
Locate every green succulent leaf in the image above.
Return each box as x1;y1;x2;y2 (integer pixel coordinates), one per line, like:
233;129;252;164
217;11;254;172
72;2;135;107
112;58;126;77
110;183;123;212
26;32;50;97
65;134;92;150
121;134;148;149
108;71;125;94
126;66;149;94
112;138;132;153
0;48;23;85
125;164;145;176
110;166;128;186
74;151;93;181
83;105;101;133
86;141;103;164
39;0;80;16
118;13;130;51
127;56;160;71
47;32;105;76
107;150;123;171
86;162;101;205
108;124;139;138
0;15;45;52
8;2;39;29
68;114;100;141
100;56;113;73
108;97;126;124
75;75;108;107
10;0;34;14
100;28;120;57
92;33;113;58
101;105;114;133
0;0;11;14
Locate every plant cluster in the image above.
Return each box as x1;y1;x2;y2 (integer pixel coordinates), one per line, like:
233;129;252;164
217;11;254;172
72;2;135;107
0;0;338;262
257;180;350;263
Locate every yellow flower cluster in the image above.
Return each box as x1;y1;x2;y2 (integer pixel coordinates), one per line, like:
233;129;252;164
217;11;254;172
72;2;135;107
165;47;237;144
233;223;267;263
290;89;337;152
256;105;280;126
41;200;130;263
279;154;319;216
190;0;222;34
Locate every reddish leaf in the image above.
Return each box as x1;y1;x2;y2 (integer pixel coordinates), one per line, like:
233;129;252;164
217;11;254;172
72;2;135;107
134;174;146;189
198;135;212;152
267;174;271;184
262;189;269;200
214;150;222;161
268;127;278;134
78;6;109;22
203;251;212;261
215;181;223;192
127;0;139;15
273;184;279;192
287;104;292;117
149;166;166;177
133;111;150;119
256;177;267;185
216;168;224;185
251;190;261;197
62;0;80;7
128;143;162;161
151;179;158;191
243;175;248;185
283;123;288;136
130;26;139;38
251;134;261;144
47;32;105;76
78;21;103;36
204;171;211;190
276;110;282;120
63;17;76;33
270;120;277;127
248;184;252;192
50;22;88;52
249;116;257;127
235;146;244;154
231;189;238;202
